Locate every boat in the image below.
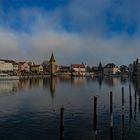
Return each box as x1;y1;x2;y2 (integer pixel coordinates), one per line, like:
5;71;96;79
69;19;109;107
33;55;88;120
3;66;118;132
0;73;19;80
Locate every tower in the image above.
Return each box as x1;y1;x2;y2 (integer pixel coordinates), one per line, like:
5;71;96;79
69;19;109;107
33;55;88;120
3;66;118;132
49;53;57;76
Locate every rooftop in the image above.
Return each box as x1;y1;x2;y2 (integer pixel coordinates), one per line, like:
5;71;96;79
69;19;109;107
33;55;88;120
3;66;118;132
71;64;86;68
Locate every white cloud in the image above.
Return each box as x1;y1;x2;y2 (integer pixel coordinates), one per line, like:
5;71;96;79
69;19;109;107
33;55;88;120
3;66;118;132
0;1;140;65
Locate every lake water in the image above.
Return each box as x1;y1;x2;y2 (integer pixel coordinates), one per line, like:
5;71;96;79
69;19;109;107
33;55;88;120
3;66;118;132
0;77;140;140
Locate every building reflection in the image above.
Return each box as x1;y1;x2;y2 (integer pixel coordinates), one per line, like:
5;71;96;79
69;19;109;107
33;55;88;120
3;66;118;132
19;78;58;100
103;77;119;87
59;76;72;84
120;77;128;84
43;78;50;89
19;79;30;90
0;80;19;95
97;77;103;88
19;78;58;99
29;79;43;89
0;77;132;97
71;77;86;87
49;77;58;99
18;79;44;90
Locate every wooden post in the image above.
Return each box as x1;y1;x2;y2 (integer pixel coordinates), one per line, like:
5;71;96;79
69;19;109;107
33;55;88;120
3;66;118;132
110;91;113;140
93;96;97;140
138;90;140;114
122;87;124;140
129;84;132;131
129;84;132;119
134;90;137;121
60;107;64;140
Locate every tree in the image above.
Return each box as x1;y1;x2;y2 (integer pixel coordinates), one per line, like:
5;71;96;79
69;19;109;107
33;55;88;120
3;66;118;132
86;66;91;72
42;60;49;72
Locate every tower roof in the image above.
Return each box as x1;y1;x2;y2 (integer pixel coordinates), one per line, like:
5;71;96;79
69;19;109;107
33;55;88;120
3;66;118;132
49;53;56;63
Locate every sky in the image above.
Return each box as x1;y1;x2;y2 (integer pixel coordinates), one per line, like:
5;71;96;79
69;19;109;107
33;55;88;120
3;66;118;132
0;0;139;66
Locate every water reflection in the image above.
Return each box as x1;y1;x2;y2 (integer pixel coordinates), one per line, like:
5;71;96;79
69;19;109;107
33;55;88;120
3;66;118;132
70;77;86;87
120;77;128;84
0;81;18;95
97;77;103;88
0;77;140;95
0;77;140;140
49;77;58;99
103;77;119;87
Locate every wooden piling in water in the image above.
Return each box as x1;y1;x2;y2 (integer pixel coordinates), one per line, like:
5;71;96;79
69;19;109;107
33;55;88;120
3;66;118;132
129;85;132;118
60;107;64;140
138;90;140;114
129;84;132;109
122;87;124;140
110;91;113;140
93;96;97;140
134;90;137;121
129;84;132;131
122;87;124;107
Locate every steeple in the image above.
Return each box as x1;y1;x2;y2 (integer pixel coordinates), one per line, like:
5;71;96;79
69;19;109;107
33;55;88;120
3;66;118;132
98;62;103;71
49;52;56;64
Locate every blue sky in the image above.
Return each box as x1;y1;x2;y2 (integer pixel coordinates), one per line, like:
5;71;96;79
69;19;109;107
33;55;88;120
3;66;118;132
0;0;139;66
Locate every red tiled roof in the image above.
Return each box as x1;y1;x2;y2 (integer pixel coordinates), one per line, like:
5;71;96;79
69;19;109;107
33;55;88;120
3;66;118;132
71;64;85;68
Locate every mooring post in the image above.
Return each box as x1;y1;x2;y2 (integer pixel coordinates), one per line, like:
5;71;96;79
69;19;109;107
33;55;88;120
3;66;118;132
129;84;132;118
93;96;97;140
129;84;132;131
129;85;132;106
110;91;113;140
122;87;124;140
60;107;64;140
122;87;124;108
138;90;140;114
134;90;137;121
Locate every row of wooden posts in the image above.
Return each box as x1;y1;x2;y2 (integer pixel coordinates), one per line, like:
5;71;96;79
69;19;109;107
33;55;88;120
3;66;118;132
59;84;137;140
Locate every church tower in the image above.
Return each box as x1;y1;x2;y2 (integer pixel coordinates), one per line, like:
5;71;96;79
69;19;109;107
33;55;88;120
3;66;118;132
49;53;58;76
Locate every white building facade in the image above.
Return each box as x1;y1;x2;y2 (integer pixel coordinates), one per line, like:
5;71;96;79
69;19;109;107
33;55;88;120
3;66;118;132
104;63;119;76
71;64;86;76
0;61;13;72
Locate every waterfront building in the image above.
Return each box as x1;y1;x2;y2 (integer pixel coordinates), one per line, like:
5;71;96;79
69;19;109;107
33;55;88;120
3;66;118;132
59;66;71;73
119;65;129;77
104;63;119;76
30;65;43;74
18;62;30;75
71;64;86;76
13;62;19;74
0;59;14;73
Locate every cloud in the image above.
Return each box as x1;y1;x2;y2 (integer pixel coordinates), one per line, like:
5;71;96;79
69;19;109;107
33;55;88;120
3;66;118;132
67;0;140;36
0;0;140;66
0;28;22;59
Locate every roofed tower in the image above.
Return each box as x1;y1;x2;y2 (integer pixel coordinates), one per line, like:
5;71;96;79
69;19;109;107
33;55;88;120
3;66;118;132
48;52;58;76
49;53;56;64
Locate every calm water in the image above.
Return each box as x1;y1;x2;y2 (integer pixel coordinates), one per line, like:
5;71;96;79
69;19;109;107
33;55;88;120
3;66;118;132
0;77;140;140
